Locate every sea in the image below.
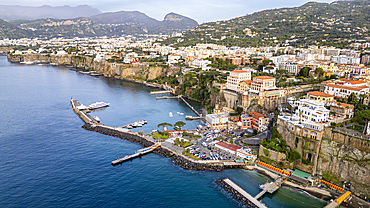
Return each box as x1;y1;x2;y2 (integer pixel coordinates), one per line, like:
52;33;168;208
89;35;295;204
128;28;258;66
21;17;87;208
0;56;327;208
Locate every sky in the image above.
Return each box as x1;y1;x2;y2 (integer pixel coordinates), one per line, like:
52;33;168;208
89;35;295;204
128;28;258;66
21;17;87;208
0;0;334;23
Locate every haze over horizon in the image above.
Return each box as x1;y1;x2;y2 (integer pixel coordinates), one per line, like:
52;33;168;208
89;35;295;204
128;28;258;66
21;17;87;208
0;0;334;23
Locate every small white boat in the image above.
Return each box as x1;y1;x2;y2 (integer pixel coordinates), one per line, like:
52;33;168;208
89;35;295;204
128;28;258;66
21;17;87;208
177;112;184;115
169;112;173;117
77;104;89;110
143;120;148;124
127;125;133;129
132;122;138;127
136;123;143;127
93;116;100;122
88;101;110;110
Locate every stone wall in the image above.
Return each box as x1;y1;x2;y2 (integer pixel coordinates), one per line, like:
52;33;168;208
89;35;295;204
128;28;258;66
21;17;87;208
259;145;286;162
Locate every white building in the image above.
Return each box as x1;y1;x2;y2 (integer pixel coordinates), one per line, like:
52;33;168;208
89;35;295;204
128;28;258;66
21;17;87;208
278;61;299;74
250;76;276;93
324;84;369;98
205;113;229;130
295;99;330;123
226;70;251;92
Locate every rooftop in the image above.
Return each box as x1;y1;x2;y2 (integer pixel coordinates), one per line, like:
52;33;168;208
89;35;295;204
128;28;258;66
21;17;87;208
307;91;334;98
253;76;275;80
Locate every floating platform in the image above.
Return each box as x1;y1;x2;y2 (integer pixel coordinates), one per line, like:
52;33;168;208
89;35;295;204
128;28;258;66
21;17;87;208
111;143;161;166
156;96;179;100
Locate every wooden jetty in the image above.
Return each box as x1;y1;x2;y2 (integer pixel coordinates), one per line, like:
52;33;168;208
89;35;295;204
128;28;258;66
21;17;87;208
111;143;161;166
185;116;203;120
150;90;172;95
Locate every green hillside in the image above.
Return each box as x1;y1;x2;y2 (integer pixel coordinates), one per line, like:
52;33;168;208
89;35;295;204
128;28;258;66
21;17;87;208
162;0;370;47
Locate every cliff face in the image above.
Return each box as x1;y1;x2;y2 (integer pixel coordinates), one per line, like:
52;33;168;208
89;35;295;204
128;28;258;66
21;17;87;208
7;54;179;81
317;130;370;197
276;117;370;197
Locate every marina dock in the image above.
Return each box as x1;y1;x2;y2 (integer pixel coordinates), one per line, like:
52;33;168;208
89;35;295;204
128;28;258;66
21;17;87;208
324;191;351;208
111;143;161;165
150;90;172;94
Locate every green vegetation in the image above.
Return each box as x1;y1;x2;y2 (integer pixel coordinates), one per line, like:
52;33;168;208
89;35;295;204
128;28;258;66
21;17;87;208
263;148;270;157
157;122;173;131
183;149;201;160
174;138;193;148
323;172;340;185
288;149;302;161
174;121;186;130
151;132;169;140
162;0;370;48
347;125;364;132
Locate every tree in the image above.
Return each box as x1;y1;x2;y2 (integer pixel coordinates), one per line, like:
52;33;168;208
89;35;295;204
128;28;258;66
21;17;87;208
347;93;358;104
288;149;301;161
236;107;244;115
315;67;324;77
298;67;311;78
174;121;186;130
157;122;173;131
359;94;367;105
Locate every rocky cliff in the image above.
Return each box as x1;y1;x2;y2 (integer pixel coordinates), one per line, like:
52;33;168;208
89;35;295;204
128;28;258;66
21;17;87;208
7;54;180;82
317;130;370;198
276;117;370;198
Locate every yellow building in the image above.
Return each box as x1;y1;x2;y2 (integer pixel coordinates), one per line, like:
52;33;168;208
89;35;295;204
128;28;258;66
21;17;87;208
306;91;334;103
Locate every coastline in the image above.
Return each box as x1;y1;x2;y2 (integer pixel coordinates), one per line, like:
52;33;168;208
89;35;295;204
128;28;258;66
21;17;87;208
13;56;368;207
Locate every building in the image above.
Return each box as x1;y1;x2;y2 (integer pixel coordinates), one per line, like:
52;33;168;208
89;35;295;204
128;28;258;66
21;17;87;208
249;111;269;131
205;113;228;130
241;114;253;129
330;102;354;119
306;91;334;104
250;76;276;93
295;99;330;123
226;70;251;92
215;142;256;160
324;84;369;98
239;80;252;92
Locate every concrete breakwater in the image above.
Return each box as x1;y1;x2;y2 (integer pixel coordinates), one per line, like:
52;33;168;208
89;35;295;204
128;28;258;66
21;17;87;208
81;123;226;171
217;178;267;208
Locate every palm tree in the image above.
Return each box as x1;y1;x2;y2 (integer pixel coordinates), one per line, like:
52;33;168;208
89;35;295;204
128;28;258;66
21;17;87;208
359;94;367;105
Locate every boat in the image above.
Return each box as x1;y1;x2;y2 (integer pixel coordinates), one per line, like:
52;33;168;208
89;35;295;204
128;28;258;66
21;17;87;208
136;122;143;127
169;112;173;117
132;122;138;128
127;125;133;129
177;112;184;115
185;115;193;119
88;101;110;110
77;104;89;110
143;120;148;124
93;116;100;122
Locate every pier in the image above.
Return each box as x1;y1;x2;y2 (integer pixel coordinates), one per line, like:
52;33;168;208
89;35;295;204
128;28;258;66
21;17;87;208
156;96;180;100
120;120;146;128
220;178;268;208
150;90;172;94
255;177;288;199
179;96;201;117
111;143;161;165
70;99;99;124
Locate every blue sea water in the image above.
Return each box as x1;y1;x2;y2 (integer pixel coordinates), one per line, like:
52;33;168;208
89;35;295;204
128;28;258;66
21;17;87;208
0;56;327;208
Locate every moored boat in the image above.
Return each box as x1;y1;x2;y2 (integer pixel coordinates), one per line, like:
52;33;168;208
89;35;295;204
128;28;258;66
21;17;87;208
88;101;109;110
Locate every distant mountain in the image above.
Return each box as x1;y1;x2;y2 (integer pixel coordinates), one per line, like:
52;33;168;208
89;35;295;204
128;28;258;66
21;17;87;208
162;0;370;47
0;5;101;21
90;11;160;26
3;11;198;38
90;11;198;33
